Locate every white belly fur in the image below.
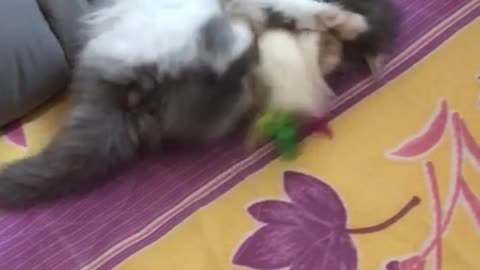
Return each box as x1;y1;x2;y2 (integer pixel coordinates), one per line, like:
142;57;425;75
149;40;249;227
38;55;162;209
256;29;334;116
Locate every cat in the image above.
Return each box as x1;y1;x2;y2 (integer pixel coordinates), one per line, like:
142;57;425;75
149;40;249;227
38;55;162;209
0;0;369;209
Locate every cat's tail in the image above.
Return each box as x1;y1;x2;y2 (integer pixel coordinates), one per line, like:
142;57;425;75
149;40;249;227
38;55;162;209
0;81;140;209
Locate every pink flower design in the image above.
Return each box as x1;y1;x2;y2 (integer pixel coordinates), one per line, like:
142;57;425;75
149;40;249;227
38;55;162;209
386;256;426;270
458;117;480;168
460;180;480;227
385;98;480;270
234;172;421;270
1;120;27;148
387;100;448;160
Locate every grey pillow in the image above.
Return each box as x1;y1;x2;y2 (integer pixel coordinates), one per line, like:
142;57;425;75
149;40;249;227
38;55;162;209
0;0;92;127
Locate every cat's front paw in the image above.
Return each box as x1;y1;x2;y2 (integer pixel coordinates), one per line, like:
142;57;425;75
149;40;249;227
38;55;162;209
316;5;369;40
318;33;343;75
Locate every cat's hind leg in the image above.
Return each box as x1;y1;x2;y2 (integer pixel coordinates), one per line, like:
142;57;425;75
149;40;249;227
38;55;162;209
241;0;368;39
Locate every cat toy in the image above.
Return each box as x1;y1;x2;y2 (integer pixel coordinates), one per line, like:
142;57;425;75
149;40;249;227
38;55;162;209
254;111;299;160
246;29;335;160
249;110;332;160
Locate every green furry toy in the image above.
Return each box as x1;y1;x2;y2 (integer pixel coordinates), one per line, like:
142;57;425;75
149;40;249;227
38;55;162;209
255;111;300;160
248;111;332;160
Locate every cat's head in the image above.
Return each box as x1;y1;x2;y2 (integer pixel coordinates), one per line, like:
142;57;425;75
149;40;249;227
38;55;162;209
74;16;257;144
139;48;257;142
155;17;258;141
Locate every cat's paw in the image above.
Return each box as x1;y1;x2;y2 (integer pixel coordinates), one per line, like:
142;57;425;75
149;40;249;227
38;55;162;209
318;33;343;75
315;4;369;40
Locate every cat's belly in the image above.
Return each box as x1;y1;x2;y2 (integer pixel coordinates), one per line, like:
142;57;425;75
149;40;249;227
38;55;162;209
81;0;223;74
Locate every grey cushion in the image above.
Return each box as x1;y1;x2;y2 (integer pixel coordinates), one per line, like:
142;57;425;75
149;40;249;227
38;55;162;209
0;0;93;127
37;0;92;64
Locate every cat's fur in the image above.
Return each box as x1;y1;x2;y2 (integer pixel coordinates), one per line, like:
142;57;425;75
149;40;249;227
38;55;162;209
251;30;338;116
0;0;370;208
324;0;401;71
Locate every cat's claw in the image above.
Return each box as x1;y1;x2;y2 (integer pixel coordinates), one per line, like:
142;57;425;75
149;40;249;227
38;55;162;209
315;5;369;40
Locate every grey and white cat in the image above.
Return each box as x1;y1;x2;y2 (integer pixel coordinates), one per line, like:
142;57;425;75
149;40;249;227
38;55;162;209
0;0;369;208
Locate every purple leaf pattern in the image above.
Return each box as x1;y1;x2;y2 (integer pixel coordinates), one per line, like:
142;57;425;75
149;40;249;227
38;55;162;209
234;171;421;270
2;120;27;148
234;171;357;270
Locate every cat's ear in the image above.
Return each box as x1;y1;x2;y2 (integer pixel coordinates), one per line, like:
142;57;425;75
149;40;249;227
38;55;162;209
200;16;234;57
199;15;254;74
